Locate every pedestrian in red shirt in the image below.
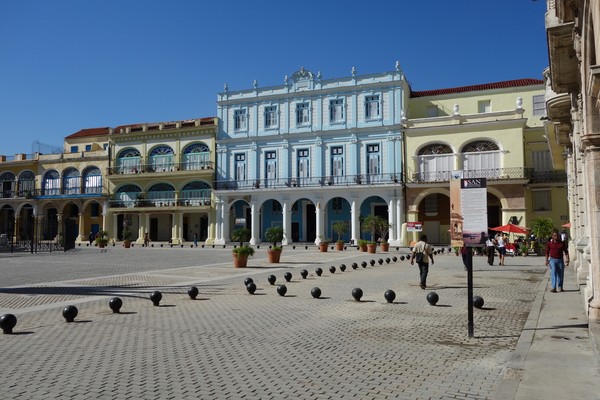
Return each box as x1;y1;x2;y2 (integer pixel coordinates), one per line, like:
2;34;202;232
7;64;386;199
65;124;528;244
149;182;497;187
545;229;570;292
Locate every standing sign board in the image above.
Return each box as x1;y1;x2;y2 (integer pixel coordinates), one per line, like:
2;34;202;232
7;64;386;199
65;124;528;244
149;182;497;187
459;178;488;247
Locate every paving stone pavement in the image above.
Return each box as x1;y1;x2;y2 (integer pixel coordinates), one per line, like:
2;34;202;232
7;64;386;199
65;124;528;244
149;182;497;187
0;245;591;399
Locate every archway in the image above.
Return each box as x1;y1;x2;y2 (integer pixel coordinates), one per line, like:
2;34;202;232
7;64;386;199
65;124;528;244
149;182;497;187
291;198;316;243
417;193;450;244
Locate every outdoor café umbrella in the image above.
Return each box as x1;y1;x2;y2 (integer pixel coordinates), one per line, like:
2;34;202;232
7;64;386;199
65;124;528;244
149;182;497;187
561;222;571;228
490;223;529;235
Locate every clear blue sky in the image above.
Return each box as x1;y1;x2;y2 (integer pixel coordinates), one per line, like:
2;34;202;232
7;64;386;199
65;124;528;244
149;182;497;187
0;0;548;156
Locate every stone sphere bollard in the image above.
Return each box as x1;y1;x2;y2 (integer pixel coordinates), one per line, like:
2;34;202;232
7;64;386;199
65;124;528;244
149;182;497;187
384;290;396;303
267;275;277;285
351;262;358;270
473;296;485;309
293;245;296;249
311;287;321;299
284;272;292;282
400;255;405;261
378;259;383;265
277;285;287;296
150;291;162;306
244;278;254;286
109;297;123;313
361;261;367;268
329;266;336;274
305;246;308;250
339;264;346;272
187;286;199;300
246;282;257;294
448;247;452;253
385;258;391;264
300;269;308;279
351;288;363;301
370;259;375;266
426;292;439;306
62;305;78;322
315;268;323;276
0;314;17;334
392;256;398;262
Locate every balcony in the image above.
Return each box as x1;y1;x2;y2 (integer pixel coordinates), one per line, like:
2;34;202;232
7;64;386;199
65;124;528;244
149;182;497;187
107;161;214;175
215;173;402;191
108;197;212;209
410;167;533;184
530;170;568;184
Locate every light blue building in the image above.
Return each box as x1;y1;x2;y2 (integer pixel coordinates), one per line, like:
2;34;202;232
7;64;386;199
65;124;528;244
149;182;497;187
214;64;409;246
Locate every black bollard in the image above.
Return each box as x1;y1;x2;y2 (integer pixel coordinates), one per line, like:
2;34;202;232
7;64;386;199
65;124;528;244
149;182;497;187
293;245;296;249
351;262;358;270
300;269;308;279
284;272;292;282
246;282;257;294
378;259;383;265
400;255;405;261
339;264;346;272
370;259;375;266
473;296;484;309
305;245;308;250
244;278;254;286
267;275;276;285
351;288;363;301
329;266;336;274
426;292;439;306
0;314;17;334
315;268;323;276
62;305;78;322
392;256;397;262
385;258;390;264
109;297;123;313
384;290;396;303
150;291;162;306
311;287;321;299
188;286;199;300
277;285;287;296
361;261;367;268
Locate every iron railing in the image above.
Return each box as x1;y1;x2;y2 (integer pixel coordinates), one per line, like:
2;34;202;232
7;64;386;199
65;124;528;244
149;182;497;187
215;173;402;190
107;161;215;175
410;167;533;183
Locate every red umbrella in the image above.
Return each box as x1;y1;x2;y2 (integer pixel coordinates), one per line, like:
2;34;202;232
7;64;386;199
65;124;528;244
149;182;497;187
561;222;571;228
490;223;529;235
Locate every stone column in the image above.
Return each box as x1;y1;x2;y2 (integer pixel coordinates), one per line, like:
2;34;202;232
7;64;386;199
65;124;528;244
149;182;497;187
388;198;396;243
315;201;324;244
250;201;260;245
77;213;85;243
350;199;359;245
283;201;292;245
585;145;600;321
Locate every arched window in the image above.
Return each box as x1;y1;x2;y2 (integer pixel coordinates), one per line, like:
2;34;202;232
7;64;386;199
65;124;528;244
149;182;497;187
63;168;81;195
0;172;16;198
83;166;102;194
183;142;210;170
147;182;175;206
415;143;454;182
149;145;174;172
461;140;501;176
43;170;60;195
115;184;142;208
181;181;211;206
18;171;35;197
117;148;141;174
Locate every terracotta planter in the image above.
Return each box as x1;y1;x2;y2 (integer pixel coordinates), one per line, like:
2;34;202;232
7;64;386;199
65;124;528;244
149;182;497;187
98;243;106;249
360;244;367;252
367;243;377;253
380;243;389;252
267;249;282;263
319;243;329;252
335;242;344;251
233;253;249;268
123;240;131;248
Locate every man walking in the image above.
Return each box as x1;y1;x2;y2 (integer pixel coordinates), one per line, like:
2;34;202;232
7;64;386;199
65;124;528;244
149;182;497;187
545;229;569;292
410;234;435;289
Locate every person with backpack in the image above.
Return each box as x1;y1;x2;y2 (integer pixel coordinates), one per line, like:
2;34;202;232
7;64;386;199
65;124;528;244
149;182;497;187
410;234;435;289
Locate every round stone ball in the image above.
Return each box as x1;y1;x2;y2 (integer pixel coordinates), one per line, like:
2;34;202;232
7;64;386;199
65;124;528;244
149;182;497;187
267;275;277;285
426;292;439;306
244;278;254;286
329;266;336;274
339;264;346;272
277;285;287;296
109;297;123;312
311;287;322;299
351;262;358;270
300;269;308;279
284;272;292;282
384;290;396;303
352;288;363;301
315;268;323;276
0;314;17;334
473;296;485;309
246;282;257;294
361;261;367;268
62;305;78;322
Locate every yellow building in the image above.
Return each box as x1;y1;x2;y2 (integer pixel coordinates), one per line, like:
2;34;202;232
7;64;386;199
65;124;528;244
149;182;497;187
403;79;568;245
106;117;218;245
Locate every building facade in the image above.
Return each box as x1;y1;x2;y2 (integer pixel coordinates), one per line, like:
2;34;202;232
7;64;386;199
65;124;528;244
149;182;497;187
404;79;568;244
544;0;600;320
214;65;409;246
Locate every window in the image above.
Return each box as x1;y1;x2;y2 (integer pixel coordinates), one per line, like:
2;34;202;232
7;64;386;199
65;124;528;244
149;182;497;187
297;149;309;178
85;145;92;151
91;203;100;217
332;198;343;213
149;145;175;172
478;100;491;113
70;146;78;153
235;153;246;181
331;146;344;176
329;99;344;123
264;106;278;128
417;144;454;181
532;190;551;211
533;95;546;116
265;151;277;181
367;144;380;175
462;141;501;176
296;102;310;125
365;95;380;119
234;109;247;131
532;150;552;171
426;106;439;118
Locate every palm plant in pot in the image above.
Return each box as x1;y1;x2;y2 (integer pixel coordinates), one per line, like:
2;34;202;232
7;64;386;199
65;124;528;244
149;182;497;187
362;215;379;253
94;230;109;248
376;217;390;252
231;227;254;267
264;226;284;263
332;220;349;251
122;226;133;248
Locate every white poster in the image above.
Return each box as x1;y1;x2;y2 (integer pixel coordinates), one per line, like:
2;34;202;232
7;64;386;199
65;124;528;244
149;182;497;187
460;178;488;247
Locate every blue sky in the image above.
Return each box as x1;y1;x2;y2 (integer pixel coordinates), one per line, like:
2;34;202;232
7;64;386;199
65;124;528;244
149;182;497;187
0;0;548;156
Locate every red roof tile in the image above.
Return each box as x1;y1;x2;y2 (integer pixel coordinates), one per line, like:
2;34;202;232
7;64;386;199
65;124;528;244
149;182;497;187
65;127;110;139
410;79;544;98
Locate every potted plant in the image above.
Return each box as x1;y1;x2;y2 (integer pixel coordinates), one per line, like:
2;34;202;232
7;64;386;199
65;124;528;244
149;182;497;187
264;226;284;263
122;226;133;248
357;239;368;252
362;215;380;253
94;230;109;248
331;221;349;251
231;228;254;267
376;217;390;252
519;242;529;256
530;217;555;256
318;236;329;252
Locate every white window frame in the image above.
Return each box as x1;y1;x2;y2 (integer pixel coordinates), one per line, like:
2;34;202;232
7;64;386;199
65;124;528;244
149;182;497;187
331;146;344;176
235;153;246;181
234;108;248;131
478;100;491;113
264;105;278;129
367;144;380;175
533;95;546;116
329;99;344;123
265;151;277;181
532;189;552;211
297;149;310;179
365;95;380;120
296;102;310;126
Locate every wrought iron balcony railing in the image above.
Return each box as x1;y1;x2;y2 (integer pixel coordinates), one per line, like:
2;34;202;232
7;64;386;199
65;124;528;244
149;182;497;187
410;167;533;183
108;197;212;209
107;161;215;175
529;170;568;183
215;173;402;190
